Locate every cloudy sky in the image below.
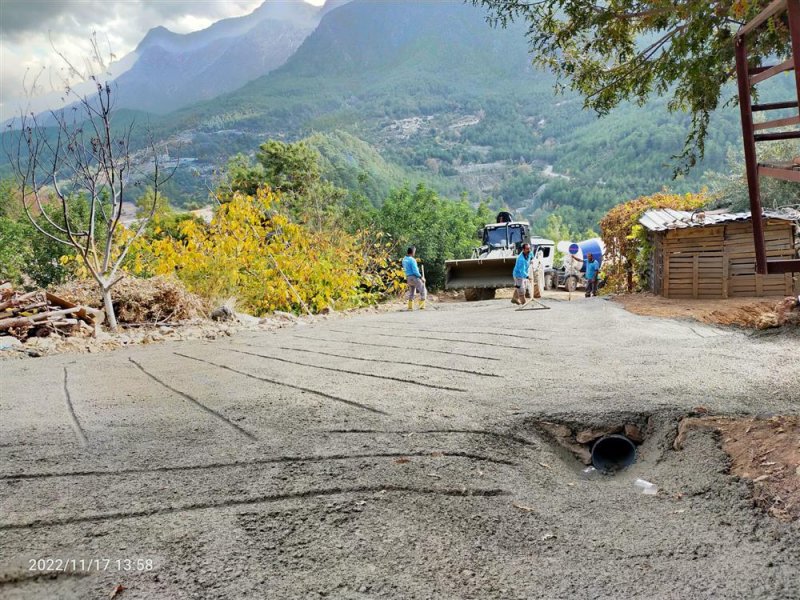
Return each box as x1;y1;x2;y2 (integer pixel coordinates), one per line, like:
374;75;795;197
0;0;324;110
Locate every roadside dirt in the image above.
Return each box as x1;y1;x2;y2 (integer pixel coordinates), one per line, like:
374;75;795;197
614;292;800;329
675;415;800;522
0;302;404;360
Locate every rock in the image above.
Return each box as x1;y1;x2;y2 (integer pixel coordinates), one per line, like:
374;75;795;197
210;306;235;322
235;312;261;326
539;422;572;438
574;445;593;465
576;426;622;444
25;337;56;351
624;423;645;443
756;312;780;329
0;336;21;350
273;310;299;322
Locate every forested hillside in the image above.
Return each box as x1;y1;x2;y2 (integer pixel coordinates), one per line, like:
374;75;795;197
4;0;795;233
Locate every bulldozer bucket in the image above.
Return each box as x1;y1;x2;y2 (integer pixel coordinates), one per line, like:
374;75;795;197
445;257;517;290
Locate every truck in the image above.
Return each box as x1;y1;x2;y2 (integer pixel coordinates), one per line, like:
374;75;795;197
551;238;606;292
444;213;555;301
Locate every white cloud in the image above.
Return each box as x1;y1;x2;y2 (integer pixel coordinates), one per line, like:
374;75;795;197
0;0;322;116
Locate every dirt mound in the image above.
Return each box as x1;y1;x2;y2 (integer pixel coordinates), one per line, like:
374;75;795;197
53;277;208;324
675;415;800;521
615;293;800;329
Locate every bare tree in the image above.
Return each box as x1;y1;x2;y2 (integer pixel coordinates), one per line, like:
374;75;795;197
4;36;175;329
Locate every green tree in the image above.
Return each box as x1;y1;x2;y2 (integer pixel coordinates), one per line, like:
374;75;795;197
0;217;30;284
377;185;491;290
706;141;800;211
218;154;266;201
0;196;92;288
221;139;377;231
135;187;172;220
256;140;321;196
0;178;20;219
472;0;793;171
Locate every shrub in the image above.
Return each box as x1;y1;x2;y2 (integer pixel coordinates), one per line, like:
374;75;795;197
131;188;401;315
600;191;708;293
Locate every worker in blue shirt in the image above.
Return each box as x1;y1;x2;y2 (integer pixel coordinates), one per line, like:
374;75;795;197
402;246;427;310
572;252;600;297
512;243;532;305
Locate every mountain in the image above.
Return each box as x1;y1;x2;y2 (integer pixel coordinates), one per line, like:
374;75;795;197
153;0;774;231
5;0;790;232
112;0;329;114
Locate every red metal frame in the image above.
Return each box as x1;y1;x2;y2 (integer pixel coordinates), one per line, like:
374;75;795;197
735;0;800;275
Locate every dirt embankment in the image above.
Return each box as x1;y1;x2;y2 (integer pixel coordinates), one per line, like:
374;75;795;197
614;293;800;329
676;416;800;522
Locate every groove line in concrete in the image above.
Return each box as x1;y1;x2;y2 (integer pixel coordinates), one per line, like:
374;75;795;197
0;486;508;530
172;353;389;416
356;324;546;340
62;368;88;447
129;358;258;441
227;348;467;392
1;451;515;481
327;428;539;448
328;328;526;349
270;345;500;378
294;335;501;361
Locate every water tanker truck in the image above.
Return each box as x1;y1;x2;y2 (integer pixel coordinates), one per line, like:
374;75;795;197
445;212;555;301
553;238;606;292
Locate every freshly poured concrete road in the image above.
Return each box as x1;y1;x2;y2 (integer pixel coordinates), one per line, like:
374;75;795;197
1;298;798;599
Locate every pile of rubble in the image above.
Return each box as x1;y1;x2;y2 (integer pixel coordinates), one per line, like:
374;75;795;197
0;282;102;343
757;295;800;329
53;276;207;324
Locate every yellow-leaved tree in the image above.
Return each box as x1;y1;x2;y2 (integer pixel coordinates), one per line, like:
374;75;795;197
131;188;401;315
600;191;708;293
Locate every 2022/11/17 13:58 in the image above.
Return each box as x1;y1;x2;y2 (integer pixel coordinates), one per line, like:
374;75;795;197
28;557;156;572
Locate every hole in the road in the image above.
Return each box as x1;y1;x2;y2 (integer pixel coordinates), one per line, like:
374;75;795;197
531;416;651;474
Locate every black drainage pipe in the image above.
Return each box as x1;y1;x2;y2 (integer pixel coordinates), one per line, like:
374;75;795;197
591;434;636;472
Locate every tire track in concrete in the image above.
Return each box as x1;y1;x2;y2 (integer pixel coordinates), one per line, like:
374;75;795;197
62;367;88;447
129;358;258;441
294;335;502;361
226;348;468;392
269;346;501;378
328;328;528;349
1;451;515;481
327;429;539;448
172;352;389;416
0;486;509;530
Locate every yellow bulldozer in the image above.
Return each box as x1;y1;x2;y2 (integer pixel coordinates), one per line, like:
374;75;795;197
445;213;555;301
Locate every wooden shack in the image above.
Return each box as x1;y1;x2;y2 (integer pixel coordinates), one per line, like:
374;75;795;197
640;209;799;299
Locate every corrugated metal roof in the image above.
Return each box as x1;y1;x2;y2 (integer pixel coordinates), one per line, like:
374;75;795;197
639;208;800;232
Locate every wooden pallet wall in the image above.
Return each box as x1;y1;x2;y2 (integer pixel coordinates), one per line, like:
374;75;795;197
723;221;797;298
658;220;797;299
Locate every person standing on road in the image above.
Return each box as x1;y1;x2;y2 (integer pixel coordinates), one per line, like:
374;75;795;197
572;252;600;297
512;243;532;305
402;246;427;311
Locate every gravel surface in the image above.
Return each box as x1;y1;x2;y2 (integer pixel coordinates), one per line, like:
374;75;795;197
1;297;798;599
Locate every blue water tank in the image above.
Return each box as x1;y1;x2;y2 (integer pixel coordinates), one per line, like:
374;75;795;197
562;238;604;266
